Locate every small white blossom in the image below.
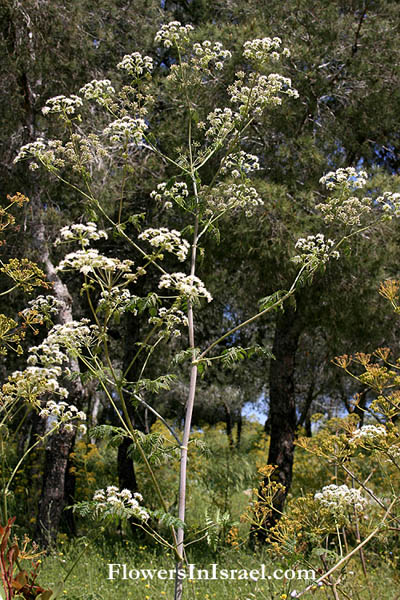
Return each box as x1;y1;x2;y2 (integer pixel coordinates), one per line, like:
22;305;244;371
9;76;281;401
350;424;387;443
243;37;290;63
159;273;212;303
149;305;189;337
220;151;260;177
150;181;189;209
117;52;153;76
103;117;148;144
138;228;190;261
319;167;368;191
57;249;135;277
55;222;108;247
192;41;231;71
79;80;115;106
206;182;263;216
98;288;132;316
5;366;68;404
20;295;64;324
314;484;367;517
292;234;339;269
199;107;238;141
42;95;83;116
376;191;400;220
154;21;194;49
92;486;149;521
229;71;298;117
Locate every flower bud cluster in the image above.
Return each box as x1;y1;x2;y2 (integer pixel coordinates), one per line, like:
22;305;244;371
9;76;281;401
243;37;290;63
292;234;339;268
149;305;189;337
159;273;212;303
229;72;298;117
316;196;372;226
154;21;194;49
39;400;86;434
220;151;260;178
4;366;68;404
206;182;263;217
192;41;231;71
98;288;133;316
377;192;400;220
55;222;108;247
14;139;47;164
138;228;190;262
92;486;149;521
103;117;148;144
117;52;153;76
319;168;368;191
42;95;83;116
79;80;115;106
150;182;189;209
20;295;64;323
198;108;238;141
28;320;99;368
314;484;367;517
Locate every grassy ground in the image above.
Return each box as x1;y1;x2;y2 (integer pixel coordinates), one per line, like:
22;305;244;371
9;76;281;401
38;538;398;600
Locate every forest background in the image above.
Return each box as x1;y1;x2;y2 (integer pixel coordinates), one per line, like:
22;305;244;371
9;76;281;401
1;1;400;599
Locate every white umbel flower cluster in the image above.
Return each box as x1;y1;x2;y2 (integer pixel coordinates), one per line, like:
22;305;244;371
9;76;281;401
377;191;400;220
243;37;291;63
14;139;47;163
39;400;87;434
4;366;68;404
220;151;260;178
150;181;189;209
79;80;115;106
138;228;190;262
103;117;148;144
229;71;299;116
20;295;64;320
206;182;263;216
192;40;231;71
42;95;83;116
149;305;189;337
159;273;212;303
350;424;387;443
55;222;108;247
117;52;153;76
314;484;367;517
319;167;368;191
98;288;133;316
92;486;149;521
199;107;238;141
57;249;135;277
28;319;99;368
316;195;372;226
292;234;339;269
154;21;194;49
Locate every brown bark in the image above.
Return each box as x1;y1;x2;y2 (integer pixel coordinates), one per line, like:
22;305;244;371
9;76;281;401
35;426;76;546
256;303;302;539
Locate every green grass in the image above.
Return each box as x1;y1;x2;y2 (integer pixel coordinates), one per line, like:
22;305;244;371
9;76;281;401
38;538;399;600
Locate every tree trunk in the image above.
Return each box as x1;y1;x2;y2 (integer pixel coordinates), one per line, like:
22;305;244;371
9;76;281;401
33;211;83;547
256;303;302;539
35;426;75;547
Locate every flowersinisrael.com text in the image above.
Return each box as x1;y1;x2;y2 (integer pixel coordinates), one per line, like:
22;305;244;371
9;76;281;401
107;563;316;582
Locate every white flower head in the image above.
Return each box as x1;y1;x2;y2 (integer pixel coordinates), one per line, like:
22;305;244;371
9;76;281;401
117;52;153;76
159;272;212;303
138;227;190;261
154;21;194;49
42;95;83;117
